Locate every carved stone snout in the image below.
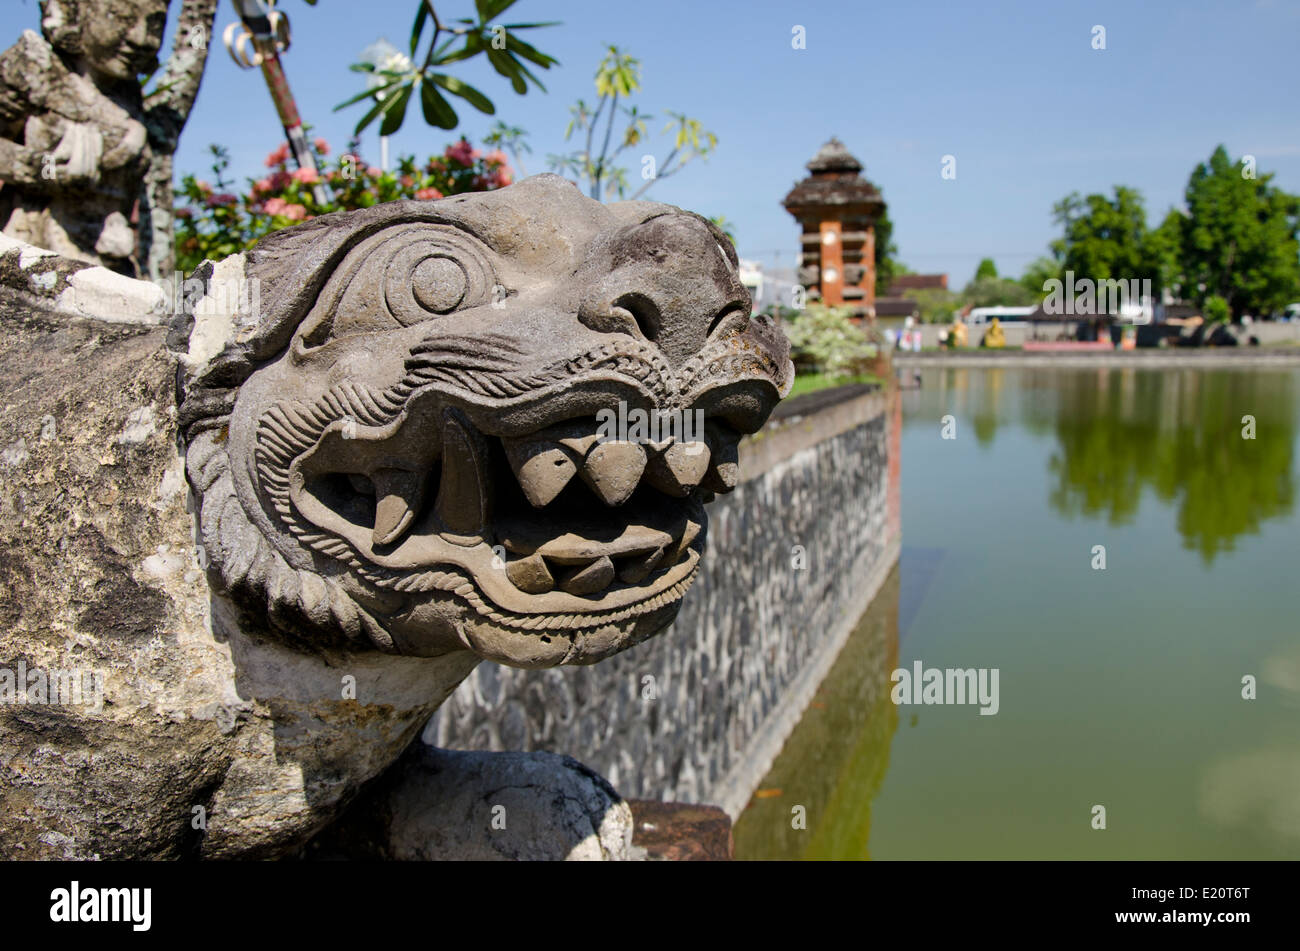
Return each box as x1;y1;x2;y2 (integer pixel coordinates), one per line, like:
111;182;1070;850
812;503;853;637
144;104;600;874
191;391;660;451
181;175;793;669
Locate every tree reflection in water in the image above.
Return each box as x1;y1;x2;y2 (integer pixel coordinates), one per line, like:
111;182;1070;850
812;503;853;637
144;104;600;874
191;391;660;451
1043;369;1295;562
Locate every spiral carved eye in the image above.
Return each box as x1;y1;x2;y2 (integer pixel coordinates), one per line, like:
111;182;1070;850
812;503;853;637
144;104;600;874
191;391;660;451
385;240;480;326
412;257;467;313
294;224;497;351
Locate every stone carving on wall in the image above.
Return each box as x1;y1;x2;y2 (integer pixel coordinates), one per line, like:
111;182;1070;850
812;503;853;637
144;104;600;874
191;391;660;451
0;0;167;273
0;174;791;859
182;174;793;672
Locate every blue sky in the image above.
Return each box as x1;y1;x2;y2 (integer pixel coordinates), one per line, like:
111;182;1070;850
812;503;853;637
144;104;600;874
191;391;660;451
4;0;1299;284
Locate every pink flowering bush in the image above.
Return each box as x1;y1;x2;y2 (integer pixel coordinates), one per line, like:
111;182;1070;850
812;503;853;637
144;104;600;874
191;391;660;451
175;136;515;273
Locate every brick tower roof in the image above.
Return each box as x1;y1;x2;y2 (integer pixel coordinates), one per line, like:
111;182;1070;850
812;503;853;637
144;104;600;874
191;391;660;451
783;137;884;216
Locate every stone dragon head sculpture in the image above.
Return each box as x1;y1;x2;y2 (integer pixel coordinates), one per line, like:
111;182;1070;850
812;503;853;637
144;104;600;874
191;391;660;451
180;175;791;669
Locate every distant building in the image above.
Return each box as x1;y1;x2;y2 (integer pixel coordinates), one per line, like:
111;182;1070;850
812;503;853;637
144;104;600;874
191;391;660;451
738;259;764;312
875;298;920;320
887;274;948;295
875;274;948;323
782;137;886;319
738;259;800;314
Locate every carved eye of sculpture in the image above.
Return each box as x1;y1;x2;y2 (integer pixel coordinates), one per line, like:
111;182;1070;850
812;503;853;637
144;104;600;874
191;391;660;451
386;248;470;325
295;225;496;351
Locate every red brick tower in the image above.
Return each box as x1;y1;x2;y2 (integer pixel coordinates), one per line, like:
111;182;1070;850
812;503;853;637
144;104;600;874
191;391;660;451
782;137;886;318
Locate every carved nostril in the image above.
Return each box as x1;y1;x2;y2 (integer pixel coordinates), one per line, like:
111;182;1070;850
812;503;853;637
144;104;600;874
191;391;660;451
613;292;662;342
707;305;750;342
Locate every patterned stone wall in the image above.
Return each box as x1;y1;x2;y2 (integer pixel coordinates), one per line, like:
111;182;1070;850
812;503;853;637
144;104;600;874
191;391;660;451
427;387;901;813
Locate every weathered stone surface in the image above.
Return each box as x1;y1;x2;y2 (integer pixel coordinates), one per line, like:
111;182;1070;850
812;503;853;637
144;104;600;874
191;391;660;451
0;286;478;858
0;232;167;322
0;172;793;859
0;1;167;273
183;173;792;669
306;744;636;861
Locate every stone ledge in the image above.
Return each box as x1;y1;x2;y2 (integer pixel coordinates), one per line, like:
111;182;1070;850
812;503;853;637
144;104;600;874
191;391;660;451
740;384;888;483
0;233;167;326
627;800;733;860
895;349;1300;368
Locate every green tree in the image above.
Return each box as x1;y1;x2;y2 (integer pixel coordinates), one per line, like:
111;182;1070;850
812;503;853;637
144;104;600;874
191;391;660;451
1018;256;1059;301
1203;294;1230;324
974;257;998;281
547;46;717;201
912;287;958;324
873;207;901;296
1050;186;1163;288
336;0;558;136
1176;145;1300;319
961;272;1034;308
1146;208;1186;297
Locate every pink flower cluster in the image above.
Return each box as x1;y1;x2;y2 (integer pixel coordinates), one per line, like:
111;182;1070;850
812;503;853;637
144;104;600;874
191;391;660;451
263;197;308;220
264;143;290;168
444;138;480;167
178;134;517;273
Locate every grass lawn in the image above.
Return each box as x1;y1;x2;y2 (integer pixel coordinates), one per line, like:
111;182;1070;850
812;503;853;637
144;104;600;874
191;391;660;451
787;372;884;399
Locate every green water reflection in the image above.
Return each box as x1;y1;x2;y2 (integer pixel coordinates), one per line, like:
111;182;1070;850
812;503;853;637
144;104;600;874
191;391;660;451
734;367;1300;860
730;568;901;860
1046;369;1294;561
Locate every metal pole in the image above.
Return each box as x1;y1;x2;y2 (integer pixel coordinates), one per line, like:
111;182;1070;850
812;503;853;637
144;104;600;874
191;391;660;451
230;0;330;205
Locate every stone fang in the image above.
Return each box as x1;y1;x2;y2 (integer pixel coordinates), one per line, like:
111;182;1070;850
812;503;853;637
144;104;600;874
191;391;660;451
617;545;666;584
434;410;491;542
702;426;740;492
371;467;425;546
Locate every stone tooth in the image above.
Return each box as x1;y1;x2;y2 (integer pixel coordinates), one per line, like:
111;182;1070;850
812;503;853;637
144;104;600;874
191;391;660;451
617;546;665;585
559;555;615;595
557;432;600;456
502;439;578;508
506;553;555;594
701;427;740;493
644;441;711;497
579;441;647;506
371;467;425;547
664;517;703;565
435;409;491;544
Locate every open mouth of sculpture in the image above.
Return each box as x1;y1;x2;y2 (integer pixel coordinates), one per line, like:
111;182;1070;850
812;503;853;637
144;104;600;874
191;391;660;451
488;415;729;599
287;401;743;615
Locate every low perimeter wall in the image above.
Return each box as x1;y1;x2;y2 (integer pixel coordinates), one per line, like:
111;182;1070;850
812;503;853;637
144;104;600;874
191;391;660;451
428;384;902;817
882;319;1300;350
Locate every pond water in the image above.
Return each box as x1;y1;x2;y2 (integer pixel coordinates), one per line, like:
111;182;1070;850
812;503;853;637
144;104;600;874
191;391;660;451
733;367;1300;860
